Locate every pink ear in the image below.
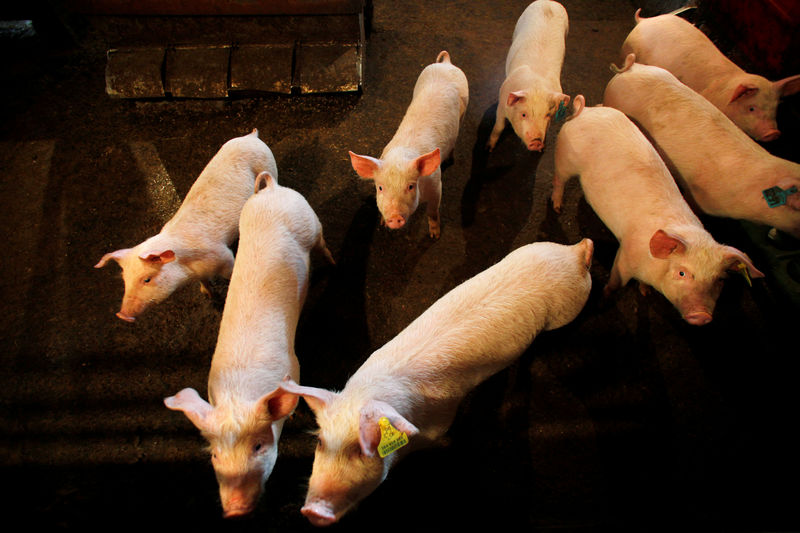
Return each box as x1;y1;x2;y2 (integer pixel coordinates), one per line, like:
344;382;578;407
649;229;687;259
94;248;130;268
414;148;441;177
507;90;526;107
139;250;176;264
723;247;765;279
278;378;337;416
256;385;299;421
729;83;758;103
358;400;419;458
349;151;382;180
774;74;800;97
164;388;214;433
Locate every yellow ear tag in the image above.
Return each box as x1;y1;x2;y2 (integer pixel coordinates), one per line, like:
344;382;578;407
737;262;753;287
377;417;409;458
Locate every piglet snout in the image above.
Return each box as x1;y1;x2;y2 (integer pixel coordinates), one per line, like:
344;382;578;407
302;502;337;527
684;311;712;326
384;214;406;229
116;311;136;322
759;129;781;142
528;138;544;151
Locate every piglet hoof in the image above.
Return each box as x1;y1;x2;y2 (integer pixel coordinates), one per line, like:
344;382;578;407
602;284;617;299
638;282;651;296
551;200;562;214
200;281;213;299
322;247;336;266
428;219;441;239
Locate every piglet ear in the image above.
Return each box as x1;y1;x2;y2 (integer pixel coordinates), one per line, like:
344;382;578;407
164;388;214;433
507;90;526;107
278;377;338;416
255;384;299;422
358;400;419;458
139;250;176;264
649;229;687;259
349;151;382;180
730;83;759;103
723;247;765;282
414;148;441;177
95;248;130;268
773;74;800;97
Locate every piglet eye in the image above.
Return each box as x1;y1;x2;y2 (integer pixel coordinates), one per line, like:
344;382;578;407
521;112;527;118
143;277;151;284
749;107;755;112
377;185;383;192
679;271;686;277
408;184;415;191
253;443;262;452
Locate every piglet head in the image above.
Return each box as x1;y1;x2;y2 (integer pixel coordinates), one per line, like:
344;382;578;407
279;379;419;526
649;230;764;326
726;76;783;142
507;90;570;151
164;386;298;518
349;149;440;230
95;239;186;321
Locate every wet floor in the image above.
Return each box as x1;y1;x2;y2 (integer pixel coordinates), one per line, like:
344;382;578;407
1;1;798;531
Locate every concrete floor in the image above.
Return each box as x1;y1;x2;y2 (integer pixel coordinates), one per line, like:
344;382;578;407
1;1;798;531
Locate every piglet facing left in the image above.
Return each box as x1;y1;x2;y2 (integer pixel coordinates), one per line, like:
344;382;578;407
95;129;276;321
349;50;468;239
164;171;334;518
280;239;593;526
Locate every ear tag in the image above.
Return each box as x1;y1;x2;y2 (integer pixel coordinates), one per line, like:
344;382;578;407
377;417;409;458
762;185;798;208
737;262;753;287
554;100;567;122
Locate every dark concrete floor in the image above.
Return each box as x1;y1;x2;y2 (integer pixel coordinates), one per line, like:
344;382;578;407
1;1;798;531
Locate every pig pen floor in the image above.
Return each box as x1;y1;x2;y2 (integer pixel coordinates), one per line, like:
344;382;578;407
1;1;798;531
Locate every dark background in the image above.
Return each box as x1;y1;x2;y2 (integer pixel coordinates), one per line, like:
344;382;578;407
1;1;798;531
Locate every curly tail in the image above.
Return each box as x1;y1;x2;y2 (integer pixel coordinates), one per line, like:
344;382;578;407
254;170;277;193
609;53;636;74
635;1;697;23
436;50;451;64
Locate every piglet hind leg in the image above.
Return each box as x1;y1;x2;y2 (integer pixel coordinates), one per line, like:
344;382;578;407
317;234;336;265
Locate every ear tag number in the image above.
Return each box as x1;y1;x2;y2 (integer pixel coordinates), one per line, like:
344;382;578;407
762;185;798;208
736;263;753;287
377;417;409;458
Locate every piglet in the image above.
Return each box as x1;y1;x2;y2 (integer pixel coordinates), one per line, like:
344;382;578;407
621;9;800;142
604;55;800;240
487;0;570;152
349;50;468;239
164;171;334;518
279;238;593;526
552;100;762;326
95;129;276;321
